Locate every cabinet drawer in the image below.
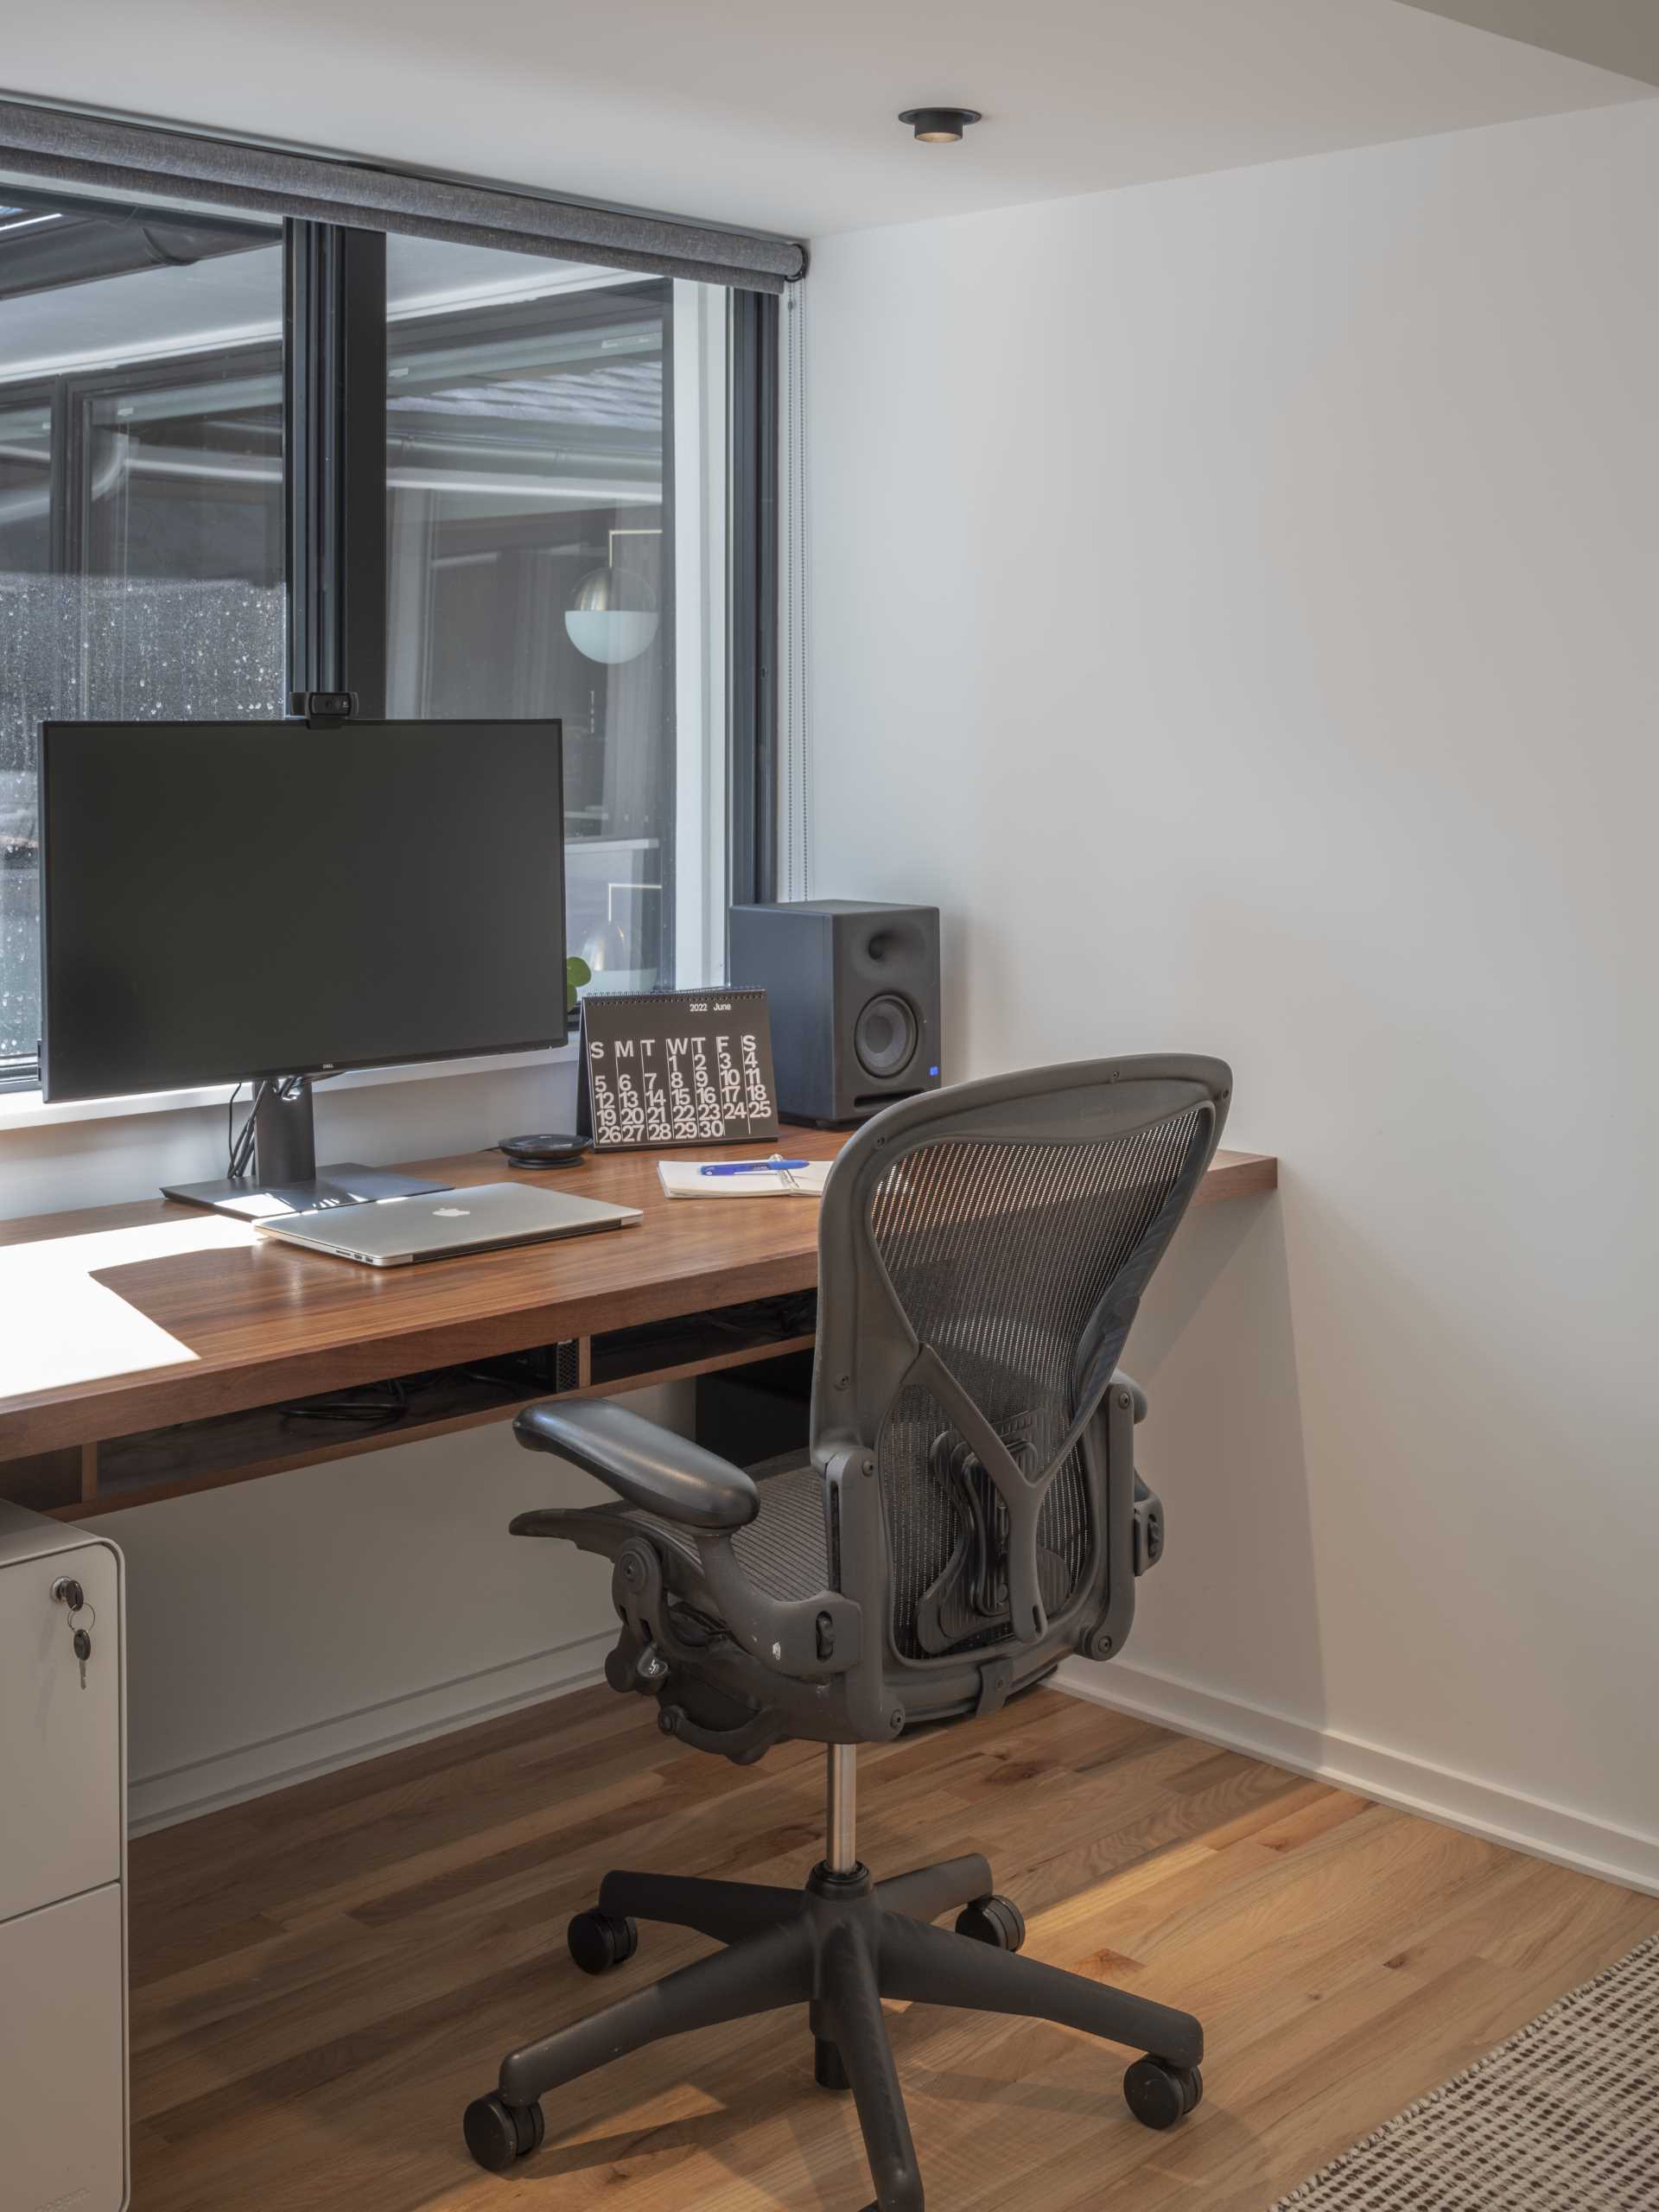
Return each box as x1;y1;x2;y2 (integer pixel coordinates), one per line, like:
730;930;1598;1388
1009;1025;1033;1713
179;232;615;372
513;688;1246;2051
0;1881;128;2211
0;1536;121;1924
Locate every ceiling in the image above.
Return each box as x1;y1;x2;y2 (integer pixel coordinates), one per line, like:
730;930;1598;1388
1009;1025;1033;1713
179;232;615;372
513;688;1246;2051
4;0;1653;247
1400;2;1659;88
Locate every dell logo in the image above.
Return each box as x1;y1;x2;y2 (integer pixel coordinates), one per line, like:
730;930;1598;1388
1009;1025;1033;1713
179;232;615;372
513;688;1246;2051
433;1207;470;1217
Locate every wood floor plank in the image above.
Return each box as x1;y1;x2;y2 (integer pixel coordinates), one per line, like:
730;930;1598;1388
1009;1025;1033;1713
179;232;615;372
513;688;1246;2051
127;1685;1659;2211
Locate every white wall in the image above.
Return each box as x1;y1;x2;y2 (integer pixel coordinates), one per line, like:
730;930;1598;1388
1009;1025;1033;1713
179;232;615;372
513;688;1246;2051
2;1058;634;1828
804;99;1659;1883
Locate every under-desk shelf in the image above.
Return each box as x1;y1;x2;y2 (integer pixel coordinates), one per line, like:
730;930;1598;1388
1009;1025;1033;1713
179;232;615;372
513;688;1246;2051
29;1293;822;1522
588;1293;817;1393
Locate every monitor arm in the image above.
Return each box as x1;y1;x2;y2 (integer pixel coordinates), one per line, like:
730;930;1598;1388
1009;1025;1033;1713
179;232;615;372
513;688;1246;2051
246;1077;318;1185
160;1074;448;1218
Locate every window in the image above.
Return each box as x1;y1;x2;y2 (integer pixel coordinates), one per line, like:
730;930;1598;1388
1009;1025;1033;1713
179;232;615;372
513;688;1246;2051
0;185;285;1075
0;184;769;1095
381;239;728;991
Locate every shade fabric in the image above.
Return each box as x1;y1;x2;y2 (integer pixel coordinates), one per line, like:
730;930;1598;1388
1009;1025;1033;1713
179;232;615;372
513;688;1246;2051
0;98;807;292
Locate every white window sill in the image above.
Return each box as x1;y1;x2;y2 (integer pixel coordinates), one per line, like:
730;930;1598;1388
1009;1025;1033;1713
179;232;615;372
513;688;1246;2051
0;1044;578;1136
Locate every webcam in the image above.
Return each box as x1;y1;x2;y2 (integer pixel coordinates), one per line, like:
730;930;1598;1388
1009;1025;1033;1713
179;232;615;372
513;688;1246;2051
291;690;359;721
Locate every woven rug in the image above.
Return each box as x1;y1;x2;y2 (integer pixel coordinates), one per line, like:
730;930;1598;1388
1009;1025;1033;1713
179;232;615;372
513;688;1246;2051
1270;1931;1659;2209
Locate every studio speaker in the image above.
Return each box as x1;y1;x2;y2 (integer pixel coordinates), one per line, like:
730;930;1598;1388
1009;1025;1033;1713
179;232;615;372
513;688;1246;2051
729;899;941;1127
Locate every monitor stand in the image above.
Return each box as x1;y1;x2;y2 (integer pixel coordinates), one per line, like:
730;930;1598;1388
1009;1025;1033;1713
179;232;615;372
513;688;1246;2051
162;1076;450;1221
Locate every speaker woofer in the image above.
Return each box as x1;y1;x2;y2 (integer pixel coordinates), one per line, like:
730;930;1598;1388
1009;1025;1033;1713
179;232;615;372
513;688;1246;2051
855;994;919;1080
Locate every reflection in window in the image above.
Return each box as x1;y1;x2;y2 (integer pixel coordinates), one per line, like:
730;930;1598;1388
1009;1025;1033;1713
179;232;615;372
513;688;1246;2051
385;245;725;994
0;187;285;1070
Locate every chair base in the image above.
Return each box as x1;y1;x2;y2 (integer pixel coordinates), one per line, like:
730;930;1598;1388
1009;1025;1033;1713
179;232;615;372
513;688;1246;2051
464;1853;1205;2210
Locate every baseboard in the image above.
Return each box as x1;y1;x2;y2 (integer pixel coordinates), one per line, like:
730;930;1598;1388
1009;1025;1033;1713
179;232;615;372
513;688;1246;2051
130;1637;1659;1890
128;1627;615;1835
1056;1656;1659;1897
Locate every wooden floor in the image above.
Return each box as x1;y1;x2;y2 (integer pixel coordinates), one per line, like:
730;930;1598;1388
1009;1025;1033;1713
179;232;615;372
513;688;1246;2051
129;1686;1659;2212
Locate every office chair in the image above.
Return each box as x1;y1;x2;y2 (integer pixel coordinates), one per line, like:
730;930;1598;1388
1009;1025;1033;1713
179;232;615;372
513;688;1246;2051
464;1055;1232;2209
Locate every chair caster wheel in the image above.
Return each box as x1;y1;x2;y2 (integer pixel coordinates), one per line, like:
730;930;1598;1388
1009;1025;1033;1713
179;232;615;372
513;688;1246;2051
568;1908;639;1975
463;2092;545;2171
955;1894;1027;1952
1123;2056;1204;2130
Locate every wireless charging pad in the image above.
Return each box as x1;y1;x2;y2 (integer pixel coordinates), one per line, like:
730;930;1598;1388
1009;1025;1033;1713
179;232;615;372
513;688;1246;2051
498;1133;592;1169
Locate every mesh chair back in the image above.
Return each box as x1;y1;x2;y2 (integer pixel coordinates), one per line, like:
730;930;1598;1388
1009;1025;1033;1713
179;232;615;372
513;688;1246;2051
812;1058;1230;1677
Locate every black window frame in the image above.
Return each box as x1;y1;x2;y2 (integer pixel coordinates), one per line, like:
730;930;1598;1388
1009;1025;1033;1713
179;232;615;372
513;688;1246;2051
728;286;778;913
0;206;779;1092
284;222;387;715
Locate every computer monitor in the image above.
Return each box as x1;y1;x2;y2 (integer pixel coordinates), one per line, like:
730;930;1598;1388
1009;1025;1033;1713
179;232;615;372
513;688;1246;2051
40;715;564;1211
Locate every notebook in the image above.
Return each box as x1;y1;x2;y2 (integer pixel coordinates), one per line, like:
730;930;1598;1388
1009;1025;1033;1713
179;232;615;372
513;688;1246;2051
657;1158;832;1199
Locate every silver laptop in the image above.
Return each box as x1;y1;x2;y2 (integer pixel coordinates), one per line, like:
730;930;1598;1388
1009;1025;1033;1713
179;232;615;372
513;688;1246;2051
253;1181;642;1266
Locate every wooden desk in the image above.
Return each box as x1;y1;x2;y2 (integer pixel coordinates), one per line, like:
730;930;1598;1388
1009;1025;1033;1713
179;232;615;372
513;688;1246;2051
0;1130;1276;1523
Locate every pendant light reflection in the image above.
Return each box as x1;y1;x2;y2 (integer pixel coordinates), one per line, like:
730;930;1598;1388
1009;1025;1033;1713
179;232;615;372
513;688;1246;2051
565;533;660;665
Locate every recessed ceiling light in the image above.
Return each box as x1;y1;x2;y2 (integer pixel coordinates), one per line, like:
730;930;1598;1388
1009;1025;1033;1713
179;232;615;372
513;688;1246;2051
898;107;982;145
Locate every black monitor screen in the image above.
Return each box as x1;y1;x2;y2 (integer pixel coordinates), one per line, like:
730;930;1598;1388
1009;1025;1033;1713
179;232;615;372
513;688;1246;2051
40;719;565;1103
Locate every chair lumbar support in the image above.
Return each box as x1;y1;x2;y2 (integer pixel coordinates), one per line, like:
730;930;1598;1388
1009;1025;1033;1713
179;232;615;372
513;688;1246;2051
463;1748;1205;2203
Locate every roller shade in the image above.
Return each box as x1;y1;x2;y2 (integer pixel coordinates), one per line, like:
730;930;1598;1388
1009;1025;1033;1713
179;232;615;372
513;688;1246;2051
0;98;808;292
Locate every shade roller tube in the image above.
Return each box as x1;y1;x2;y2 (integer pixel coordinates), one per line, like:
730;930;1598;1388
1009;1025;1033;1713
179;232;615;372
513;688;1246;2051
0;98;807;292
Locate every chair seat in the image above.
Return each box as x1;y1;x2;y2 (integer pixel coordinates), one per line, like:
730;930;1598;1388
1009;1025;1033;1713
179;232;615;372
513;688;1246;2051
560;1459;830;1608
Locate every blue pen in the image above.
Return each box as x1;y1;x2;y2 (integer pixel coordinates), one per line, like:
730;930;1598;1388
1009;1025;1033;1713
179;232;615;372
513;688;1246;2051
699;1154;811;1177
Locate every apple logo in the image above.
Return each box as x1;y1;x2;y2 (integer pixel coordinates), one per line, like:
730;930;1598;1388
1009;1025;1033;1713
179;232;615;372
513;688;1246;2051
434;1206;471;1217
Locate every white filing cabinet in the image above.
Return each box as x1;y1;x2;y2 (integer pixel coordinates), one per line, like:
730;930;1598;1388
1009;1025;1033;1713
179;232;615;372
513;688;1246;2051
0;1499;128;2212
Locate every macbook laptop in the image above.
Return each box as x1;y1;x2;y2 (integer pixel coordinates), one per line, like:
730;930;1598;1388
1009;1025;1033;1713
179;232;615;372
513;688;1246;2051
253;1181;642;1266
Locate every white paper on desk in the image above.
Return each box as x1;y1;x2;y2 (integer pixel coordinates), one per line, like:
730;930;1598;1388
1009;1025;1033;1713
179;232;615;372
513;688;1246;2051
0;1216;257;1396
658;1159;831;1199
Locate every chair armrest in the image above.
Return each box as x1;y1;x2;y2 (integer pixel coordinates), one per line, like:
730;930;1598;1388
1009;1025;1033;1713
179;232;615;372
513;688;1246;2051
514;1400;760;1532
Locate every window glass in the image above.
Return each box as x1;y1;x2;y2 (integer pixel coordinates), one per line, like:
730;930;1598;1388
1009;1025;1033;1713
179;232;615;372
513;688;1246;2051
0;187;284;1071
385;239;727;994
0;207;736;1085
